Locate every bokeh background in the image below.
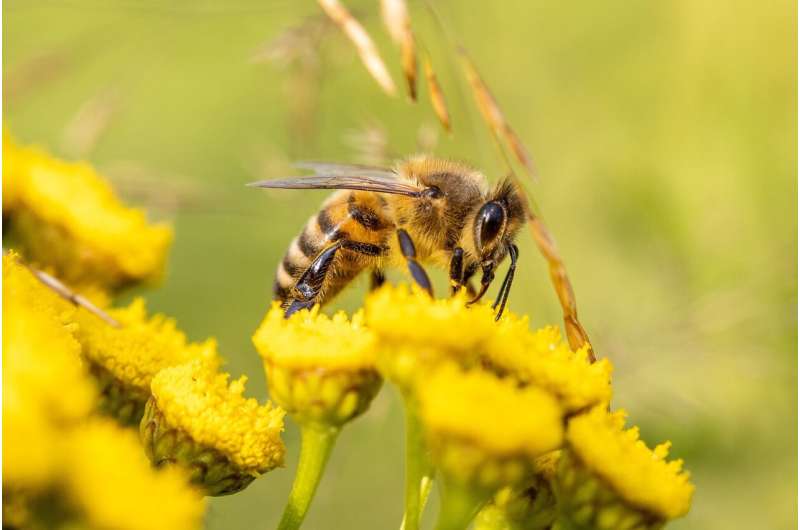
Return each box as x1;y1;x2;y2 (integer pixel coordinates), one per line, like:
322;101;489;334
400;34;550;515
4;1;796;528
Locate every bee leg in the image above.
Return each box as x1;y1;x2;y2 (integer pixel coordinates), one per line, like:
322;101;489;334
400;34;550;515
397;229;433;296
463;263;479;298
285;242;344;317
370;269;386;290
492;244;519;320
449;247;464;295
285;240;386;318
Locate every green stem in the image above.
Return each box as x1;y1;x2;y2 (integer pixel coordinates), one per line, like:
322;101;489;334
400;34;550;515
400;403;434;530
434;479;489;530
277;424;340;530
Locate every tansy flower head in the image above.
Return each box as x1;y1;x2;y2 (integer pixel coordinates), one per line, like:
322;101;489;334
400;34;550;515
483;319;613;413
3;255;96;489
417;364;564;489
143;360;286;496
555;407;694;529
364;284;496;387
2;133;172;291
253;303;382;427
74;298;220;425
64;419;205;530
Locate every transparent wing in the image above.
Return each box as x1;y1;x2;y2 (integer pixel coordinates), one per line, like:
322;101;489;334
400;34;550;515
248;170;422;197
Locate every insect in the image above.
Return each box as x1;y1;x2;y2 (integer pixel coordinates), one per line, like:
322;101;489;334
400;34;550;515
249;156;527;319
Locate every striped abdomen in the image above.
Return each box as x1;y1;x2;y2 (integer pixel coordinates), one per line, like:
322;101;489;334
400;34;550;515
273;190;393;305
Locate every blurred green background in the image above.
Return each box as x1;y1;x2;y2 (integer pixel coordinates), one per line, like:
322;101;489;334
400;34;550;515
4;1;796;528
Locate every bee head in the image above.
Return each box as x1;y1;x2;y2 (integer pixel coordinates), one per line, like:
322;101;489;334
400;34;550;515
473;178;526;263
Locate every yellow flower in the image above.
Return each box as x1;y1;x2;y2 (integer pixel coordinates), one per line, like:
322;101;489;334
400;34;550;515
143;360;286;495
482;317;613;413
366;284;497;352
253;303;382;427
556;407;694;529
365;285;611;414
3;255;96;489
364;284;497;388
65;419;205;530
417;364;564;489
3;132;172;290
74;298;219;425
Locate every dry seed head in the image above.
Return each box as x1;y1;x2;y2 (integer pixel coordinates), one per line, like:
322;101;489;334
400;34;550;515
458;49;536;179
318;0;397;96
380;0;417;100
424;53;451;131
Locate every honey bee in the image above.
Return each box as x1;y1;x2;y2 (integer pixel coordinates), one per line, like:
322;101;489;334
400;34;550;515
249;156;527;318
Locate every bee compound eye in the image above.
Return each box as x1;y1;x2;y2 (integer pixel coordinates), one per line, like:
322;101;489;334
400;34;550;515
476;201;506;249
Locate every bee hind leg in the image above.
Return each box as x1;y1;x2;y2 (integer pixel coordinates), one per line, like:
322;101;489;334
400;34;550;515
397;229;433;296
285;240;385;318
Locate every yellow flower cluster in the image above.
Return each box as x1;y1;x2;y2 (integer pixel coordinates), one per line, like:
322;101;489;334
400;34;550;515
565;407;694;520
2;131;172;290
483;317;613;412
418;364;563;488
254;303;382;427
64;419;205;530
150;360;286;473
3;255;205;530
75;299;219;394
419;365;563;458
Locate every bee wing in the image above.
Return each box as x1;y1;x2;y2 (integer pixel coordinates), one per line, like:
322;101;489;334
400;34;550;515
248;173;423;197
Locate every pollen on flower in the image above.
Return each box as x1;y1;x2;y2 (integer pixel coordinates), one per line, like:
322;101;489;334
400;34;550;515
150;360;286;473
566;406;694;520
74;298;220;394
2;132;173;290
65;419;205;530
365;283;497;353
418;364;564;458
253;302;377;370
483;317;613;412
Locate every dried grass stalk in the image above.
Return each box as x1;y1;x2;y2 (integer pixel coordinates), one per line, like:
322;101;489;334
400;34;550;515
5;250;120;327
380;0;417;100
424;54;451;132
318;0;396;96
61;90;118;158
459;50;536;179
528;216;595;362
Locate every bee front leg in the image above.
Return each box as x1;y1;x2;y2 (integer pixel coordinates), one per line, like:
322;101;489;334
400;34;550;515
449;247;464;295
397;229;433;296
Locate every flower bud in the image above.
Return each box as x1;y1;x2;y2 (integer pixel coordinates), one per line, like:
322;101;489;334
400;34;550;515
554;407;693;530
253;304;381;428
141;360;286;496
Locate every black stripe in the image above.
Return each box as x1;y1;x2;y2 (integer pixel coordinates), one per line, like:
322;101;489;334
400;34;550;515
317;209;335;235
298;227;319;258
341;240;386;256
273;279;290;300
282;255;305;277
317;209;347;241
348;194;385;230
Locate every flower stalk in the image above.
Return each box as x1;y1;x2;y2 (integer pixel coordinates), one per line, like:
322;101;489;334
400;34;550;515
278;424;340;530
434;478;488;530
401;403;433;530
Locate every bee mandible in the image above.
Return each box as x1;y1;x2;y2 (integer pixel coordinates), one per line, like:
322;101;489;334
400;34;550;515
249;156;527;319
